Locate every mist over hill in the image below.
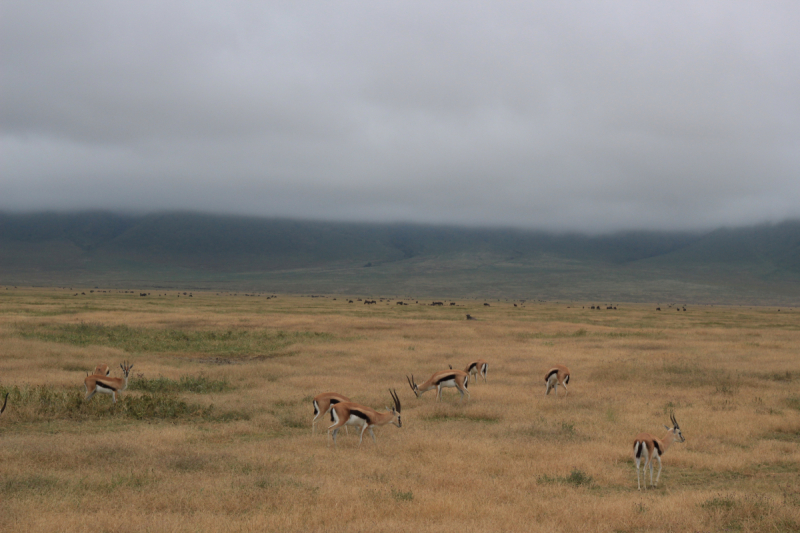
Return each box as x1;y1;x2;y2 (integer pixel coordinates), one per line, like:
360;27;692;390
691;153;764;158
1;212;799;304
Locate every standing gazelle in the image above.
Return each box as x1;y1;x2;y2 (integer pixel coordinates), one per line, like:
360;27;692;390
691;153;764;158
407;370;470;401
633;412;685;490
465;359;488;384
84;362;133;403
328;390;402;448
312;392;351;435
544;365;570;398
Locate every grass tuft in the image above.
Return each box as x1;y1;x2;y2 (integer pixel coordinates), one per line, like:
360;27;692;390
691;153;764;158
538;469;593;488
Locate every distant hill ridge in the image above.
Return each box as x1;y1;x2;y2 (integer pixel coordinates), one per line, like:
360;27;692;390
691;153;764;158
1;211;800;303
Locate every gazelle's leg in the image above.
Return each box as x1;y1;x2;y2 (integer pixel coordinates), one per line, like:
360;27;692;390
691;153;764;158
327;410;346;446
312;403;324;435
641;448;649;490
359;424;368;446
554;382;559;398
437;385;442;401
635;453;641;491
368;427;376;443
649;458;654;487
562;382;568;398
85;389;96;401
655;454;662;486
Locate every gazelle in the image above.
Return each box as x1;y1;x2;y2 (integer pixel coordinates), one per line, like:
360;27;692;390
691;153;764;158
465;359;488;384
84;362;133;404
545;365;570;398
93;363;110;376
328;390;402;448
312;392;351;435
633;412;685;490
407;369;470;401
0;392;7;415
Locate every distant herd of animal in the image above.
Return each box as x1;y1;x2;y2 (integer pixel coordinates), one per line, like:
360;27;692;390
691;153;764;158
0;357;682;491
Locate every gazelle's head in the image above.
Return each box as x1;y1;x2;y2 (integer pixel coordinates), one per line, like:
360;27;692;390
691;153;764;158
94;363;110;376
664;412;685;443
406;375;421;398
120;361;134;378
385;389;402;427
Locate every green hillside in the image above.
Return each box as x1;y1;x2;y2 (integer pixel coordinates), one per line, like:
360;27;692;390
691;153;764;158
1;212;799;304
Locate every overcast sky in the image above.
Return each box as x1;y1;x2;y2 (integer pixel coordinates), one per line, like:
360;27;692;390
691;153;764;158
2;1;799;232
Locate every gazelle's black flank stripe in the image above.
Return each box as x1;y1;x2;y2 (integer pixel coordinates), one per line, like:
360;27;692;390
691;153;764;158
468;362;478;371
350;409;371;423
434;374;457;385
96;381;117;391
545;369;559;382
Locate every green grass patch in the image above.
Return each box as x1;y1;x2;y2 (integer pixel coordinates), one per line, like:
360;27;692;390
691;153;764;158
520;419;582;440
423;410;501;423
391;488;414;501
129;374;231;394
17;322;333;356
0;384;248;422
787;397;800;411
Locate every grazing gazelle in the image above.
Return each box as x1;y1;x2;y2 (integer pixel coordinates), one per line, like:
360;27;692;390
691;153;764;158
0;392;7;416
328;390;402;448
84;362;133;404
312;392;351;435
465;359;488;384
93;363;110;376
407;369;470;402
633;412;685;490
544;365;570;398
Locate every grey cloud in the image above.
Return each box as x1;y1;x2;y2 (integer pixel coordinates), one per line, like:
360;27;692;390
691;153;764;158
1;1;799;232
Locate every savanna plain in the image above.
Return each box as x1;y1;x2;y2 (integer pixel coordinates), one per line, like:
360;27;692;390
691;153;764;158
1;288;799;532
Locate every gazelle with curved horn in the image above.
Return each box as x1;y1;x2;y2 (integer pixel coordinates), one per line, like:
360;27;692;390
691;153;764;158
544;365;570;398
84;362;133;404
0;392;8;416
312;392;351;435
465;359;488;384
633;412;686;490
407;369;470;402
328;390;402;448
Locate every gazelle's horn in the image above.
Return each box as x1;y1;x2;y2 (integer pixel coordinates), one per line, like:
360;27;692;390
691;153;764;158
406;375;415;392
0;392;8;415
390;389;401;412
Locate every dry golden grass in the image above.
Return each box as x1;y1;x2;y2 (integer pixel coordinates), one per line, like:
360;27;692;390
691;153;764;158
1;288;799;532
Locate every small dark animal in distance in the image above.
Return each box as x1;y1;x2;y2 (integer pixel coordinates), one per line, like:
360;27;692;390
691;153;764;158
466;314;475;320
